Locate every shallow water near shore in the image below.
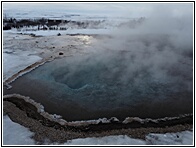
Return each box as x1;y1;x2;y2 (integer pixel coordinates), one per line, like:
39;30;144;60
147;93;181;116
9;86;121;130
4;51;193;121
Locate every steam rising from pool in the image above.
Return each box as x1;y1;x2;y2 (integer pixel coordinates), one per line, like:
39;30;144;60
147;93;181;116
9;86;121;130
4;6;193;121
5;39;193;121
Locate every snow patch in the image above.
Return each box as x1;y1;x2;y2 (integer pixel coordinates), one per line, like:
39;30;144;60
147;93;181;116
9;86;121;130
68;117;116;126
62;131;193;145
3;52;41;82
3;115;35;145
146;130;193;145
64;131;193;145
65;135;146;145
123;114;192;124
123;117;144;124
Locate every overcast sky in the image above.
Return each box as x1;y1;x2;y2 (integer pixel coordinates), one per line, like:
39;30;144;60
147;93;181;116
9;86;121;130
3;2;193;18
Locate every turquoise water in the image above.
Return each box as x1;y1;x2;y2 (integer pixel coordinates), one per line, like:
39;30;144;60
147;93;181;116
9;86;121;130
4;51;193;121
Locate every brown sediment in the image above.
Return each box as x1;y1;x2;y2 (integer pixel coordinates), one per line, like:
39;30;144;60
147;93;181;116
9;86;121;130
3;94;193;144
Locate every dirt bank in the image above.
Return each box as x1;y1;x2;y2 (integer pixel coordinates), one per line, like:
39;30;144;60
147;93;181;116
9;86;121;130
3;97;193;144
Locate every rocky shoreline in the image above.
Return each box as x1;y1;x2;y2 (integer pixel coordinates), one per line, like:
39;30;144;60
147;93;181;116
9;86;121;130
3;94;193;144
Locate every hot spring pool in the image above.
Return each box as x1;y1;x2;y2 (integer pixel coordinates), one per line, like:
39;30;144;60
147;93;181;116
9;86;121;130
4;51;193;121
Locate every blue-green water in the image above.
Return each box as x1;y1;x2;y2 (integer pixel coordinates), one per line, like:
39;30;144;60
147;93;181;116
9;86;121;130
4;51;193;121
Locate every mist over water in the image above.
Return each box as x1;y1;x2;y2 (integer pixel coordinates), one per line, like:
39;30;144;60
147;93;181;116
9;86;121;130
4;3;193;121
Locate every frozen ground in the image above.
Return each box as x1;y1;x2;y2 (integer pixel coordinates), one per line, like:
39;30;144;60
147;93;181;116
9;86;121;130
3;115;193;145
3;52;41;82
3;32;42;82
3;31;96;83
3;116;35;145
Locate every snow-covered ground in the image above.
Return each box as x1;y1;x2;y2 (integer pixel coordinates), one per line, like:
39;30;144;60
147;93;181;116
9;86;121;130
145;131;193;145
2;31;95;83
3;52;41;82
66;131;193;145
65;135;146;145
3;31;43;82
3;115;193;145
3;116;35;145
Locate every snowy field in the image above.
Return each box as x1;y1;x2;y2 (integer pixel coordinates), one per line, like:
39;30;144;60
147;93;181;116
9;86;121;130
3;116;193;145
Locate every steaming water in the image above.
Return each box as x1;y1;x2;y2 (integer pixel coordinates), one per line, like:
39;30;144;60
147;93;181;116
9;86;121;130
4;50;193;121
3;3;193;121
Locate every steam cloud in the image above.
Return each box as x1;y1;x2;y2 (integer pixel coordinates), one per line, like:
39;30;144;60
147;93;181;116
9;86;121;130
55;5;193;104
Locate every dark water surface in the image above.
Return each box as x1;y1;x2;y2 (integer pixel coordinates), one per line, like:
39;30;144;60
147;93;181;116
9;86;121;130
4;52;193;121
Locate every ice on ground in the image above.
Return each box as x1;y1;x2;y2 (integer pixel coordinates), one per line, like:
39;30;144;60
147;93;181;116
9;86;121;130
3;115;35;145
3;51;41;82
65;131;193;145
146;131;193;145
3;115;193;145
65;135;146;145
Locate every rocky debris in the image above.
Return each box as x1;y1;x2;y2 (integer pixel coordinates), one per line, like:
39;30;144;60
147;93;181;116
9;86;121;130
57;33;61;36
59;52;64;55
3;100;193;144
59;27;67;30
3;17;105;30
3;25;12;30
29;33;42;37
30;33;36;37
3;95;193;132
